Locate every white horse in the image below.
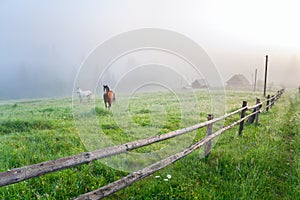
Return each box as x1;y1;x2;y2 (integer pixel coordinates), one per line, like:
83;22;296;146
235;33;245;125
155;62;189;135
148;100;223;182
76;87;92;103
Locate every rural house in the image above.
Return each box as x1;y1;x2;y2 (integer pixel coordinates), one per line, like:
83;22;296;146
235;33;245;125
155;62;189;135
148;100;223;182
191;79;208;88
226;74;250;87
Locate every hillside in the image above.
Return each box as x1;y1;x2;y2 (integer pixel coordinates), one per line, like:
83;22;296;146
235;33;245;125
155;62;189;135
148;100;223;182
0;90;299;199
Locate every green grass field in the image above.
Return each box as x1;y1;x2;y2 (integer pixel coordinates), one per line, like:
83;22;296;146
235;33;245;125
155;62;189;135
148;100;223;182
0;89;299;199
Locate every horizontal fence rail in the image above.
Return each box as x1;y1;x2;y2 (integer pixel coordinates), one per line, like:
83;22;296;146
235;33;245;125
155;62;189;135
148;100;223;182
0;89;284;200
75;109;261;200
0;105;246;187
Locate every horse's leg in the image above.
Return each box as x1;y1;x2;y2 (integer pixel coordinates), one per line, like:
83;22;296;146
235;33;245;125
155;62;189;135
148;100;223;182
108;99;112;109
103;99;107;108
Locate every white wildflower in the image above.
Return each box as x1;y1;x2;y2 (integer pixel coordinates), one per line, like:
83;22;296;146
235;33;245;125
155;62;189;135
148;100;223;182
167;174;172;179
155;175;160;178
164;179;169;181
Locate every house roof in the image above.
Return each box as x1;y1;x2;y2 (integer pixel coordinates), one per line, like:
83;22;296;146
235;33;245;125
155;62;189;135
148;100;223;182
191;78;208;88
227;74;250;86
192;79;207;85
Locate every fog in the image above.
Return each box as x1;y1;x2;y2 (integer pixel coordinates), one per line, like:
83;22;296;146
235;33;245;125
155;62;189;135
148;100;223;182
1;0;299;99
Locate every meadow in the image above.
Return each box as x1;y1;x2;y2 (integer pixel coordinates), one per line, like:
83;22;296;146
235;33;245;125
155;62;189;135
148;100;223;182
0;89;299;199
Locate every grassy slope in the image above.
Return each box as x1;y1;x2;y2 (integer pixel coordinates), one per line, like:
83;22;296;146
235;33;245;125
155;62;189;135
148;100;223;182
109;91;300;200
0;90;299;199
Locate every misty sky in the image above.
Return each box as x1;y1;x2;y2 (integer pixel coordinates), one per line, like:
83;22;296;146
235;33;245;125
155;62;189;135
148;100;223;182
0;0;299;99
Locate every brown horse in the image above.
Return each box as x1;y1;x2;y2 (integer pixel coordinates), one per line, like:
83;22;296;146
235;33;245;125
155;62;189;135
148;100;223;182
103;85;115;109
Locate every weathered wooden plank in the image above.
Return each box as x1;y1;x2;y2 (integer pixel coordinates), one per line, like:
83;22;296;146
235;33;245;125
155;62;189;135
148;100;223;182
247;102;262;110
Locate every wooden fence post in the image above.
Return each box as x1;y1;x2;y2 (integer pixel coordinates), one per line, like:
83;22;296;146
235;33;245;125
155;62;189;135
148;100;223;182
255;98;261;125
278;89;283;99
275;91;280;101
204;114;213;158
238;101;247;135
248;100;256;124
270;95;275;108
266;95;270;112
280;89;284;97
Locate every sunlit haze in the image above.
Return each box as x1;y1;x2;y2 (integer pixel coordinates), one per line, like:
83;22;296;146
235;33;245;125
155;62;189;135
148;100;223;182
0;0;299;99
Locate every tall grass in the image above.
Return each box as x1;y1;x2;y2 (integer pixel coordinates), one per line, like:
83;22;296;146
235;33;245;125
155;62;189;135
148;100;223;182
0;90;299;199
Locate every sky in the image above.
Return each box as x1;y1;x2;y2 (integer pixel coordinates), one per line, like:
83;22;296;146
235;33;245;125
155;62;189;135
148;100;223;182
0;0;299;99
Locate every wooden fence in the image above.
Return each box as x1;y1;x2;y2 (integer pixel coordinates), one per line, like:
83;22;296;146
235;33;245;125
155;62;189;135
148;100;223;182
0;89;284;199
